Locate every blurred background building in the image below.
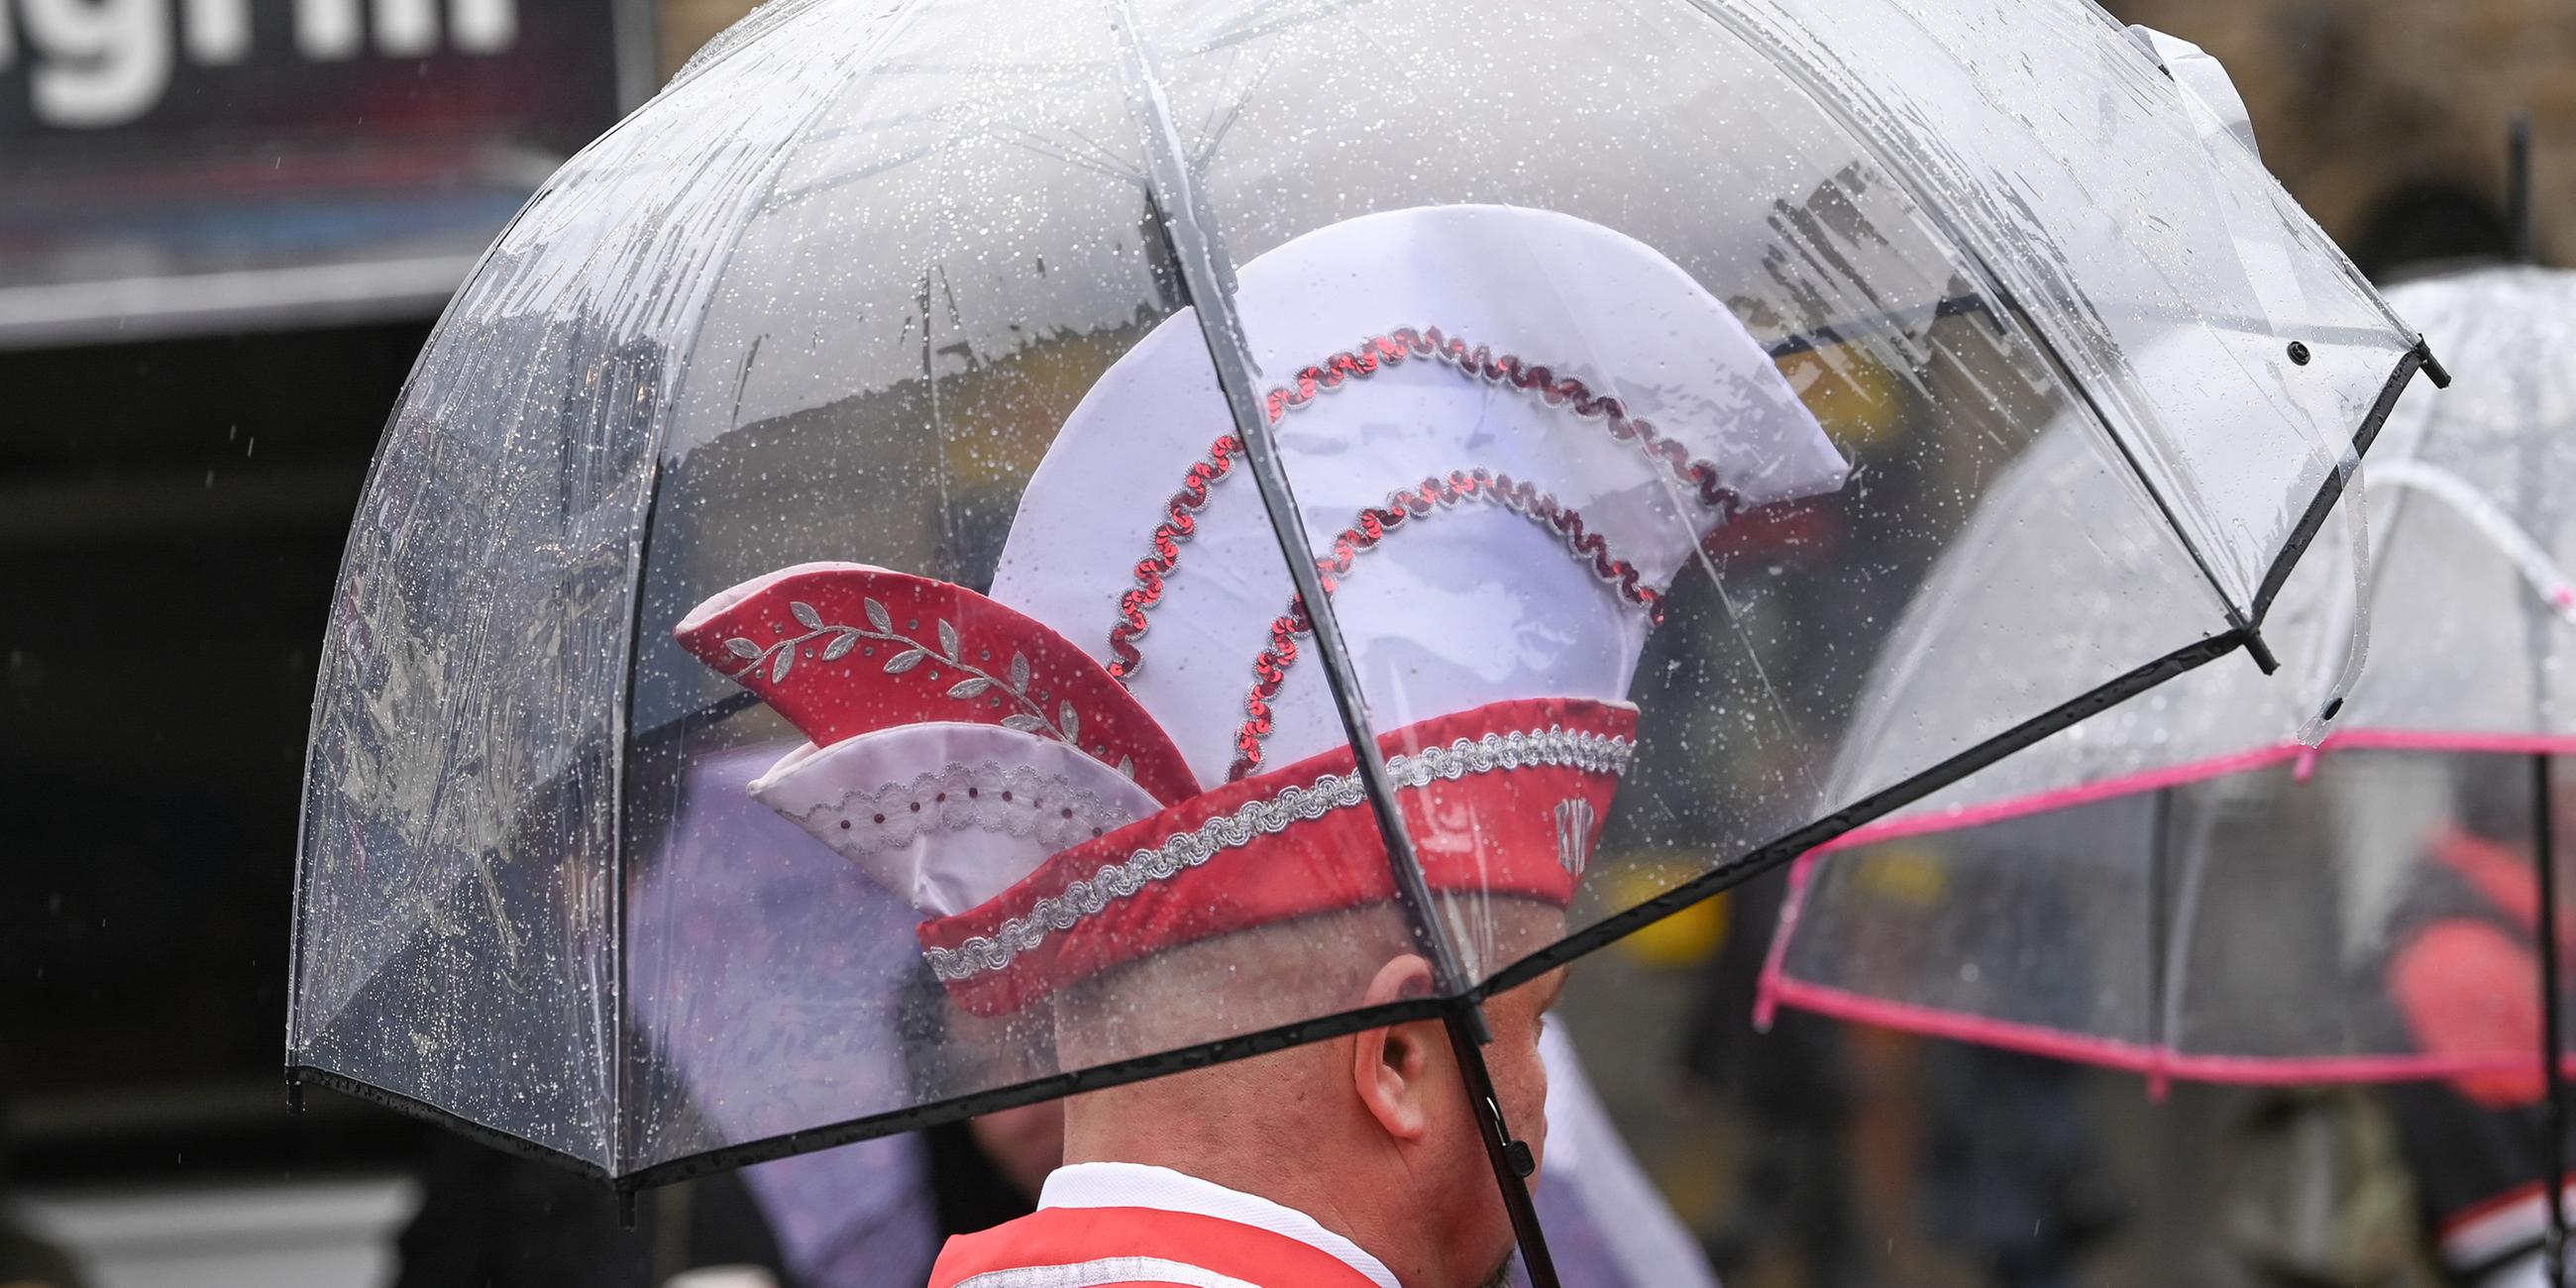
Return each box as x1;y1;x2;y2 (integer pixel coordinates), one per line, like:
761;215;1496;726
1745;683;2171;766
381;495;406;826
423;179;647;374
2;1;2571;1285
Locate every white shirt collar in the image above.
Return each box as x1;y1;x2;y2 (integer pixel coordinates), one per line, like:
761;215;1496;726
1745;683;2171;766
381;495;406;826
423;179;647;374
1038;1160;1402;1288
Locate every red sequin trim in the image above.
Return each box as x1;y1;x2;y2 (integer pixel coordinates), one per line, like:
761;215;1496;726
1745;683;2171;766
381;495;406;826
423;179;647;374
1107;325;1742;687
1107;434;1241;682
1266;326;1744;511
1229;468;1661;782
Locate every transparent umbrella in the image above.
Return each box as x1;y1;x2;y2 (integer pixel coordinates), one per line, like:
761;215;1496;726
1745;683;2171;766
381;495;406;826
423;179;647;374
285;0;2432;1276
1761;265;2570;1272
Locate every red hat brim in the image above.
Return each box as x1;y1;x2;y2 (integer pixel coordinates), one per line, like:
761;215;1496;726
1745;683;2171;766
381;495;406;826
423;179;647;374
917;695;1632;1015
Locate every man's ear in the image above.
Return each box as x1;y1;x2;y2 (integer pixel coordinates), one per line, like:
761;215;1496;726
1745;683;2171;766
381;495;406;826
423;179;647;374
1351;954;1439;1142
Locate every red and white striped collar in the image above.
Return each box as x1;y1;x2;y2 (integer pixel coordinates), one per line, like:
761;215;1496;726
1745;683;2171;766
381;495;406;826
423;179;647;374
1038;1161;1401;1288
2441;1180;2574;1278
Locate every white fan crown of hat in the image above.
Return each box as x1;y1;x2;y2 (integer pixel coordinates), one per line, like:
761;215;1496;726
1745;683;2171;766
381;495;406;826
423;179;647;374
995;202;1847;789
742;204;1848;917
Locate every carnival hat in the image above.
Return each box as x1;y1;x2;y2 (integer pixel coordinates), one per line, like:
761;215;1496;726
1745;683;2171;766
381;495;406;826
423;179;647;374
674;204;1848;1015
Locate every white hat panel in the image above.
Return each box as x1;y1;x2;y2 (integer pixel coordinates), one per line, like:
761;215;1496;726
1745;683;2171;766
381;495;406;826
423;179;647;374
993;204;1846;785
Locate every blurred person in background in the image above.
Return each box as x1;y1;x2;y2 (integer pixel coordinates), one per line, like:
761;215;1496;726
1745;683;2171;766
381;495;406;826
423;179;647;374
1680;876;1870;1287
2211;1087;2446;1288
2210;763;2576;1287
1916;1044;2121;1288
2376;785;2574;1288
1521;1026;1726;1288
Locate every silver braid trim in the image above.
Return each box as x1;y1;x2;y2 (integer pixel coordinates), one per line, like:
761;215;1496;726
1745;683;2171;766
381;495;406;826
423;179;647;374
922;725;1632;983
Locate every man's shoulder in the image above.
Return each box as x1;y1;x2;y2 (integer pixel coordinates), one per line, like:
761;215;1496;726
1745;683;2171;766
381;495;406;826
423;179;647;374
929;1205;1387;1288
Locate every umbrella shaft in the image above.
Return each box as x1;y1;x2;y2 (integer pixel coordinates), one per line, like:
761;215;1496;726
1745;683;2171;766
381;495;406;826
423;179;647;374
2533;752;2569;1282
1442;1007;1559;1288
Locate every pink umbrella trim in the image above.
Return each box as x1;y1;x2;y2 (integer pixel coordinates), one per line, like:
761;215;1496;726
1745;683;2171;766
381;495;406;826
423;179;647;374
1762;975;2576;1088
1755;728;2576;1066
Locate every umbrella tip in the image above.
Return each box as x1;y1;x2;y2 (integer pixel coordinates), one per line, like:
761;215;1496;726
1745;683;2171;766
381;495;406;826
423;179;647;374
2239;626;2281;675
2418;342;2453;390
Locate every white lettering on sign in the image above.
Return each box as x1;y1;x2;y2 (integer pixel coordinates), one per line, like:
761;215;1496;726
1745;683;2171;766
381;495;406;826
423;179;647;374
182;0;247;60
0;0;518;126
369;0;433;56
18;0;169;128
291;0;356;57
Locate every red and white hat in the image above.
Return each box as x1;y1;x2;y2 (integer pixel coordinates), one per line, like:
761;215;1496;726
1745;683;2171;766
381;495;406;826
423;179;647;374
674;205;1846;1015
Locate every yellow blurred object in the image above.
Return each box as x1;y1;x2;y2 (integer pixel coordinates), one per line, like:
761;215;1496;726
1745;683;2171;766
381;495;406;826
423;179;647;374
1850;843;1950;906
940;327;1143;489
1776;345;1907;454
1603;863;1731;967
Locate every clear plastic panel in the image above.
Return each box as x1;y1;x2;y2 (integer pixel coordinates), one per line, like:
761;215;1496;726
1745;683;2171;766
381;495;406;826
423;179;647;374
1706;0;2421;609
289;0;890;1167
1122;0;2232;992
1814;421;2294;822
1779;797;2160;1046
1809;268;2576;843
2335;268;2576;739
614;0;1424;1172
293;0;2419;1181
2167;752;2572;1068
1771;273;2576;1087
1778;749;2576;1082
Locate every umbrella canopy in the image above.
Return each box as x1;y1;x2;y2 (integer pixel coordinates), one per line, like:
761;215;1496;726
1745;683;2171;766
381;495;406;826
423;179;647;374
1760;265;2576;1084
287;0;2429;1227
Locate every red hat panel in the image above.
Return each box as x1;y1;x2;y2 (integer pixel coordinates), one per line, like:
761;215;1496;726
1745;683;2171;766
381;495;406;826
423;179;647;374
916;697;1633;1016
673;562;1198;806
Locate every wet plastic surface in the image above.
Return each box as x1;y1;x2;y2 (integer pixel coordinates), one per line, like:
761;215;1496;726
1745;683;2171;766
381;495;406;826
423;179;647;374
289;0;2424;1177
1770;268;2576;1082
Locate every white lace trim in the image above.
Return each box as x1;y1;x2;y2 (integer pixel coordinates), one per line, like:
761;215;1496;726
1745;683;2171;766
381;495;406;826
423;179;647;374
923;725;1631;982
793;761;1134;859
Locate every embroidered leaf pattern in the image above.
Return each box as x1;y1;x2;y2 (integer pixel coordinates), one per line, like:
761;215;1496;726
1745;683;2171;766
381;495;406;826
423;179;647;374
713;598;1112;770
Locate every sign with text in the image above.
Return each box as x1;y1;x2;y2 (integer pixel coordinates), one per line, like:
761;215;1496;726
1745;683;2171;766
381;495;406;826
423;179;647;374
0;0;622;139
0;0;633;346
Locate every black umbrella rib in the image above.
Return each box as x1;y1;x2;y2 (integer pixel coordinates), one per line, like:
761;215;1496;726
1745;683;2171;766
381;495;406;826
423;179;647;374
2246;339;2446;626
290;996;1456;1190
620;997;1451;1191
629;293;2415;748
1473;627;2248;1000
1105;4;1559;1282
288;1066;617;1183
303;627;2252;1192
2533;752;2570;1282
